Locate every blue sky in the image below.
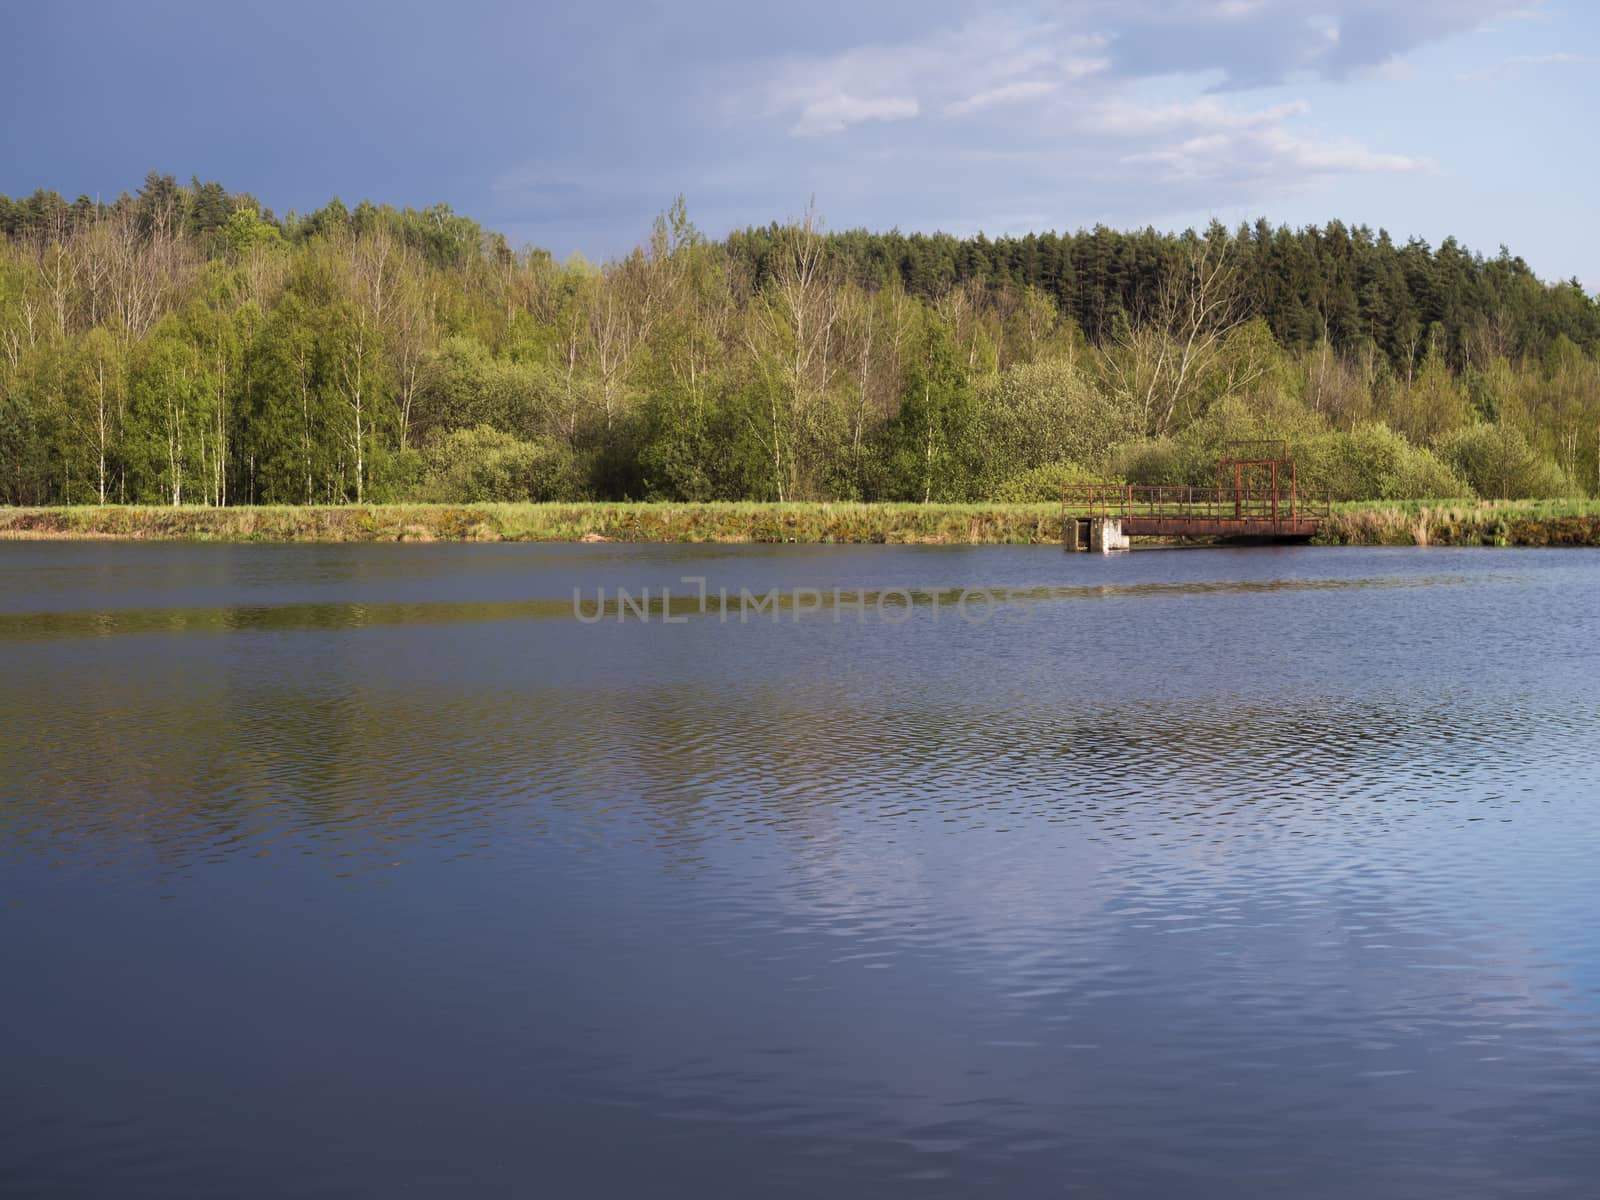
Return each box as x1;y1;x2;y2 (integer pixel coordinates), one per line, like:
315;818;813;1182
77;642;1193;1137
2;1;1594;287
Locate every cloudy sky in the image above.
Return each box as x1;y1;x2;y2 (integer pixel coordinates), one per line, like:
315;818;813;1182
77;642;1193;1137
3;1;1595;285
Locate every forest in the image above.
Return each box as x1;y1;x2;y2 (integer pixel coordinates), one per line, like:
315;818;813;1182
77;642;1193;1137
2;172;1598;508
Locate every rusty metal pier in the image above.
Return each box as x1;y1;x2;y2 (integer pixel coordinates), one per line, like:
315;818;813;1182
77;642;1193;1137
1062;441;1328;549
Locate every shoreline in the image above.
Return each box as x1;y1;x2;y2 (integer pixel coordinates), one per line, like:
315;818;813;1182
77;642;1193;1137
4;500;1600;547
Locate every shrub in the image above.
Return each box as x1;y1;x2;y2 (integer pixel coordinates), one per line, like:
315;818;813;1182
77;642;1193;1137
982;359;1132;482
1111;438;1214;487
1297;423;1472;501
415;426;583;502
1386;445;1471;500
1436;423;1570;500
990;462;1107;502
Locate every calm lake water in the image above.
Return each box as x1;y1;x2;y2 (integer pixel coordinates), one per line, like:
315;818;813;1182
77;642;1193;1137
3;542;1599;1198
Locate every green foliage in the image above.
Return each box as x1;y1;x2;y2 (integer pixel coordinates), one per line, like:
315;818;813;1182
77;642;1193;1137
414;337;553;439
222;206;283;256
981;357;1129;487
1387;343;1471;445
1436;423;1570;500
884;316;981;501
127;318;209;504
415;426;581;502
730;219;1600;368
1112;438;1215;487
990;462;1105;502
240;293;334;503
1180;393;1325;467
1297;423;1473;502
1;173;1595;508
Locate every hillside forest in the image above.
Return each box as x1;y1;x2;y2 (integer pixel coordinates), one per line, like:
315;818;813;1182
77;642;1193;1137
3;174;1598;507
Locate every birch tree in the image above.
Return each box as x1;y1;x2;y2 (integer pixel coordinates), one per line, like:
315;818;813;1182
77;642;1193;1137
1105;233;1251;438
744;203;839;500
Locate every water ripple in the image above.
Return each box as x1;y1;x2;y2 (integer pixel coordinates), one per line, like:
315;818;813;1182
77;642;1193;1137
2;544;1599;1198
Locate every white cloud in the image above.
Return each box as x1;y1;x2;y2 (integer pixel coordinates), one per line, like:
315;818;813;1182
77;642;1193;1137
473;0;1594;290
1113;98;1433;182
944;80;1062;117
1355;60;1420;81
793;94;920;137
1474;5;1549;34
1089;97;1311;136
1273;134;1431;174
700;2;1486;244
750;15;1103;138
713;4;1452;240
1455;51;1584;82
1090;0;1531;84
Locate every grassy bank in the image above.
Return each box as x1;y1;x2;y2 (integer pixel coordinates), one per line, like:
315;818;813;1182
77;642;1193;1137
5;499;1600;546
1319;499;1600;547
0;502;1063;545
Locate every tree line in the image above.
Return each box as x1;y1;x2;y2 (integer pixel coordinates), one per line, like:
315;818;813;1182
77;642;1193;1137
2;172;1598;508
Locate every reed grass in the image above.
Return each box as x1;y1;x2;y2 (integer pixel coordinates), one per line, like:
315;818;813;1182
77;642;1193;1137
6;498;1600;547
1320;499;1600;547
0;502;1064;545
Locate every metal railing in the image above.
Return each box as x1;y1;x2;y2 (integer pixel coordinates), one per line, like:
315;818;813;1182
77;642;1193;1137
1061;484;1330;526
1219;439;1289;465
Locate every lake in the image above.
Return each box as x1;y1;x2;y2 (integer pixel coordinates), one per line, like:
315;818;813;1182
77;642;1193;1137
2;542;1599;1198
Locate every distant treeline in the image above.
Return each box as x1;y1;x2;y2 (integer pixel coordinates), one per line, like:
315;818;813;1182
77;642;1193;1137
729;221;1599;370
2;172;1598;507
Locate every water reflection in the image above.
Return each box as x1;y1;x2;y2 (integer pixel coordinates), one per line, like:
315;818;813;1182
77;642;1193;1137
2;544;1599;1198
0;571;1507;641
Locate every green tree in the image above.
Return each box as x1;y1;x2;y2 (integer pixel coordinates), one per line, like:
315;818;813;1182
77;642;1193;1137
128;317;209;504
239;294;332;503
885;315;980;501
1438;423;1568;500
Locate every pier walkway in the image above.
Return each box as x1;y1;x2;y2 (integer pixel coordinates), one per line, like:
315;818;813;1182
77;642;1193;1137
1061;442;1328;546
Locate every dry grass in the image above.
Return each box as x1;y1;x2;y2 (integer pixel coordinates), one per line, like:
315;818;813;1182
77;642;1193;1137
7;498;1600;547
0;502;1066;545
1321;499;1600;547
